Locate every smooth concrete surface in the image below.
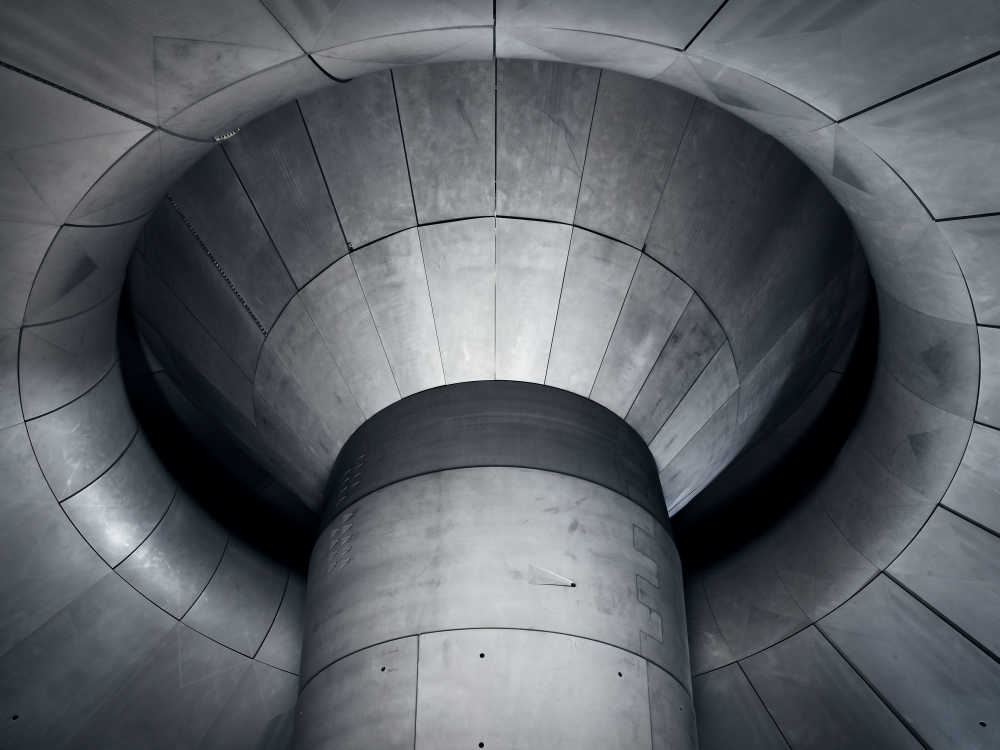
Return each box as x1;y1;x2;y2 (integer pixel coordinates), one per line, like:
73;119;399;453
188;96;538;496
0;3;998;748
820;575;1000;749
135;67;860;511
497;60;600;222
394;62;496;223
297;384;690;747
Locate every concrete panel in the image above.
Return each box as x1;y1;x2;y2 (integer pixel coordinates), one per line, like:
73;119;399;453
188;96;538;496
0;330;19;429
299;73;415;248
66;622;251;749
301;255;400;418
890;509;1000;657
656;123;852;374
419;219;495;382
821;575;1000;749
223;100;347;286
167;147;295;329
199;661;298;750
0;0;300;124
394;61;495;223
26;364;136;500
684;576;735;674
626;295;727;441
941;215;1000;325
68;130;211;226
294;637;418;750
0;573;174;749
312;27;493;80
844;56;1000;218
254;295;366;501
816;138;973;323
648;661;698;750
494;218;571;382
691;0;1000;120
302;467;687;688
649;344;738;471
159;54;329;141
943;423;1000;534
854;365;971;502
0;65;149;224
762;502;876;623
117;488;228;618
734;271;846;435
326;381;665;524
0;221;57;330
18;291;119;419
139;202;265;380
256;573;305;674
496;26;680;80
655;53;833;140
658;394;743;513
878;290;979;418
693;665;789;750
742;626;922;750
352;229;445;396
183;539;287;657
699;540;809;662
591;256;693;417
264;0;492;52
978;326;1000;428
416;629;662;750
817;439;938;570
497;60;600;222
496;0;724;50
0;423;106;656
62;431;175;567
576;72;693;246
129;253;255;423
545;230;639;395
20;294;118;419
24;218;142;325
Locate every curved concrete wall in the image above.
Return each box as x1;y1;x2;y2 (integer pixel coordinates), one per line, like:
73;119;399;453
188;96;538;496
0;2;998;748
131;61;864;519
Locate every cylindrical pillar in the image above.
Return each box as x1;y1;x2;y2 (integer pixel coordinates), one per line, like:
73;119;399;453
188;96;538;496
294;382;695;749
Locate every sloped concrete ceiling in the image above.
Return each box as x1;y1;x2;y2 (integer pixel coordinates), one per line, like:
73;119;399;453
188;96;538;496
132;61;864;516
0;2;998;749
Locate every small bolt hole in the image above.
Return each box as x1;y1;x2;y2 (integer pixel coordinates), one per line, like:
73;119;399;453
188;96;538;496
380;666;386;672
980;721;987;728
617;672;623;678
479;743;485;748
479;652;485;659
11;715;18;721
570;582;576;588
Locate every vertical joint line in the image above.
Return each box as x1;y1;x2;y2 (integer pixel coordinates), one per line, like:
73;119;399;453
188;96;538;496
413;634;421;749
588;256;640;399
390;70;421;224
296;99;352;252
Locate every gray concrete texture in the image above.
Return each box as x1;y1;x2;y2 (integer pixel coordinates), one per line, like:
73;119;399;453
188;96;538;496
0;1;997;748
133;60;863;518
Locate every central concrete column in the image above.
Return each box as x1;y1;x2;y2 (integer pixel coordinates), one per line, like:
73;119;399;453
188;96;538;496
294;381;695;749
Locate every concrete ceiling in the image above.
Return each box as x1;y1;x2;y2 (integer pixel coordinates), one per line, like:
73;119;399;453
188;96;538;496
130;61;864;517
1;2;999;749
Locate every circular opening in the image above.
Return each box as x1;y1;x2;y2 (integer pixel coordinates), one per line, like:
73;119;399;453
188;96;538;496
380;666;386;672
980;721;987;728
570;582;576;588
479;743;485;748
479;652;485;659
617;672;623;678
11;714;18;721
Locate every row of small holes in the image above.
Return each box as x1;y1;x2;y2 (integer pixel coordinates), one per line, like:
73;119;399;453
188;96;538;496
165;194;270;336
